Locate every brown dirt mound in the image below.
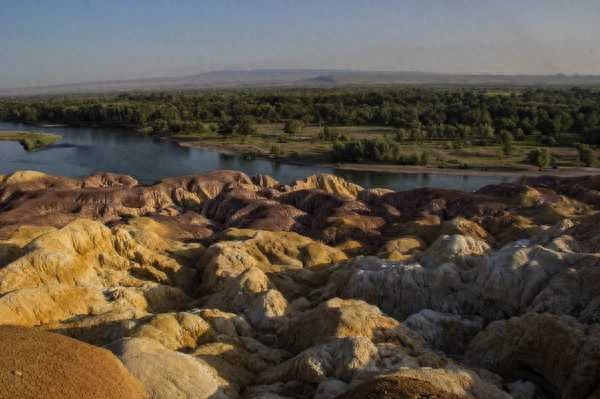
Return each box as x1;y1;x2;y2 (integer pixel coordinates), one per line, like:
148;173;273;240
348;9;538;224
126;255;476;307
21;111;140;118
0;326;147;399
336;376;466;399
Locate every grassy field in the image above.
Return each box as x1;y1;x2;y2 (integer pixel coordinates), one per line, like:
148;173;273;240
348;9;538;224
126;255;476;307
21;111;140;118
173;123;599;171
0;131;61;151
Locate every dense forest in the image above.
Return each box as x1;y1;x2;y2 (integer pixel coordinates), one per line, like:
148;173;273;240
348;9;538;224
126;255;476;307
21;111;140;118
1;88;600;146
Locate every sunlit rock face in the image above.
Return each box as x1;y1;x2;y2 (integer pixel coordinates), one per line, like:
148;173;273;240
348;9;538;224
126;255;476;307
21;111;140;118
1;170;600;398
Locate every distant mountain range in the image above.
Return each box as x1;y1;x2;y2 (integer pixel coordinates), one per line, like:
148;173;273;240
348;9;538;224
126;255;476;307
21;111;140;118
2;69;600;96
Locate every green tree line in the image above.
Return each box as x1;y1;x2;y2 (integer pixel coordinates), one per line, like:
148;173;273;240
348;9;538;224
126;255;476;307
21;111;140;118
1;88;600;143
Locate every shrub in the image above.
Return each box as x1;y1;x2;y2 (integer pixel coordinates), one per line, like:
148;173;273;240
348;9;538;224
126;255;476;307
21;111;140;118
514;128;525;141
527;148;552;170
410;129;425;144
540;135;557;146
577;143;595;167
451;140;465;150
217;119;235;136
283;119;304;135
394;129;409;142
270;145;282;157
151;119;169;134
319;126;346;141
236;116;256;135
331;136;424;165
499;131;514;157
584;128;600;145
396;154;419;165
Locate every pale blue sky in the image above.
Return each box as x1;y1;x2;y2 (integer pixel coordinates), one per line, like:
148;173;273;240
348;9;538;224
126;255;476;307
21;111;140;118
1;0;599;88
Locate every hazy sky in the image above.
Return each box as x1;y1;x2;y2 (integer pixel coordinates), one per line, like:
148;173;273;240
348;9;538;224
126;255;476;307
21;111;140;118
1;0;599;88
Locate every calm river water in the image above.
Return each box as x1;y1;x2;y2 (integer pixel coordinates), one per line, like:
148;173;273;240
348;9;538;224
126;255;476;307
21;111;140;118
0;122;513;191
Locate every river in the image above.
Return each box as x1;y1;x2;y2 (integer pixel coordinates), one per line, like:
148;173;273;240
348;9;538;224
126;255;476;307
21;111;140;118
0;122;514;191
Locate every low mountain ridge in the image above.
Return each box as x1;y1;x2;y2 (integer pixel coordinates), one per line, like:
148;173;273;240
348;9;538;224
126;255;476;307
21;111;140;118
3;69;600;96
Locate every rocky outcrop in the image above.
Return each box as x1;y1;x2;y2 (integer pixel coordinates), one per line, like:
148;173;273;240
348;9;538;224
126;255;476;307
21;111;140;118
336;375;465;399
440;217;493;244
201;186;306;232
405;310;483;354
336;368;511;399
198;228;346;299
130;312;215;351
108;337;234;399
466;313;600;399
0;170;252;237
419;234;490;269
378;235;425;261
201;267;289;330
0;218;194;327
315;234;592;323
258;337;378;385
286;174;364;199
278;298;427;353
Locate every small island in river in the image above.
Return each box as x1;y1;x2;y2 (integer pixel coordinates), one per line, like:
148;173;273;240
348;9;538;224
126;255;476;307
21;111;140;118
0;131;61;151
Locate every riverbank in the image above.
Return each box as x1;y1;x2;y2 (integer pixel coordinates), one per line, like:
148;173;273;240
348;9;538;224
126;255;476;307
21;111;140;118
173;134;600;178
0;120;512;191
329;163;600;178
0;131;61;151
15;119;600;178
4;120;600;181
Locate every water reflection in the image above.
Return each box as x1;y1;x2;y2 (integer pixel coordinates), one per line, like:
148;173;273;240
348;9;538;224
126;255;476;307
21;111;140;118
0;121;513;191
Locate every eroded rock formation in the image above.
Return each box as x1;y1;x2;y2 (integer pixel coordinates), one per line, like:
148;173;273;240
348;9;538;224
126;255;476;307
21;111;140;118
1;170;600;398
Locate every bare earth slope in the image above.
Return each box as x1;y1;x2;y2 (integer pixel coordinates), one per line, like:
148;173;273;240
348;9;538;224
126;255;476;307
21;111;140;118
1;170;600;398
0;326;147;399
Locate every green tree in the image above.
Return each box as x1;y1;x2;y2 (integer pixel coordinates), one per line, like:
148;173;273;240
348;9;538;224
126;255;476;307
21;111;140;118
151;119;169;134
584;128;600;145
537;116;560;136
478;124;495;144
577;143;595;167
21;106;39;123
283;119;304;136
236;116;256;135
499;131;514;157
319;125;333;141
270;145;282;157
410;129;425;145
217;119;235;136
394;128;408;142
527;148;551;170
514;128;525;141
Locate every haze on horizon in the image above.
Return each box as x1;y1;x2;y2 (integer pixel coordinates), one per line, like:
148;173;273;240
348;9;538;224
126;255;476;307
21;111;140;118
1;0;599;89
